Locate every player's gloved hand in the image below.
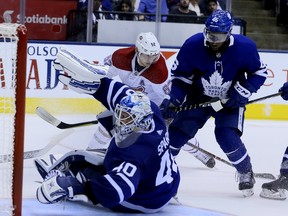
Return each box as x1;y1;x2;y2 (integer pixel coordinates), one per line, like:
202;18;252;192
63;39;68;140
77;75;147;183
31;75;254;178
159;98;171;115
58;74;100;95
223;82;252;108
162;106;177;119
279;82;288;100
160;95;182;119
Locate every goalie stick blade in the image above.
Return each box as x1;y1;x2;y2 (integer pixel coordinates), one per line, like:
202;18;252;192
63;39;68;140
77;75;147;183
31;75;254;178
0;130;73;163
36;106;61;127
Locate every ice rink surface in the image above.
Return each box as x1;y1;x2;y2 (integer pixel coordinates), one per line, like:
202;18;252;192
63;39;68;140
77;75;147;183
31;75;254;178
10;114;288;215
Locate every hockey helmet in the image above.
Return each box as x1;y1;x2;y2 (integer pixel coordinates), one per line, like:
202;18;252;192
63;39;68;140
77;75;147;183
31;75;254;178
135;32;160;66
204;10;233;43
114;92;153;136
135;32;160;56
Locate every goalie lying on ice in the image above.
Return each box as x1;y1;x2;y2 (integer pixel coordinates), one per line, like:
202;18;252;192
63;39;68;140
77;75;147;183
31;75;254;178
36;57;180;213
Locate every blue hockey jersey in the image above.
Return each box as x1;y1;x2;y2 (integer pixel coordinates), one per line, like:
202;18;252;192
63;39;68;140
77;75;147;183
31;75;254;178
87;78;180;213
170;33;267;105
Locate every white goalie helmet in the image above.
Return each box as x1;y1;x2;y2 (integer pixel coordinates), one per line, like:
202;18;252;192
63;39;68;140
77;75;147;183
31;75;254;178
114;92;154;136
135;32;161;67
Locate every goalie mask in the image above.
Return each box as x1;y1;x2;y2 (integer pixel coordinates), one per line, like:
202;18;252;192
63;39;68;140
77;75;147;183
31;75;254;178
204;10;233;43
135;32;161;67
114;92;153;137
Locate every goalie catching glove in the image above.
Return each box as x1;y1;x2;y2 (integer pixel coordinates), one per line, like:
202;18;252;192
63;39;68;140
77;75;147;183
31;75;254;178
54;47;108;94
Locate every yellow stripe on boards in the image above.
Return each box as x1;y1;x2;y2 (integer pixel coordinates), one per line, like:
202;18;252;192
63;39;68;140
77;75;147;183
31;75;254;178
25;98;106;114
245;104;288;120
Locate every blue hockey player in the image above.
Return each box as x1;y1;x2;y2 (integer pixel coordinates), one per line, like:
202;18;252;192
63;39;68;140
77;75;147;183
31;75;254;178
35;55;180;213
260;82;288;200
162;10;267;197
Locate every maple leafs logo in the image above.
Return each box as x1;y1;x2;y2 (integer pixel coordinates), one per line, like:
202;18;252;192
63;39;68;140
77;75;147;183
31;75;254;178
201;71;232;99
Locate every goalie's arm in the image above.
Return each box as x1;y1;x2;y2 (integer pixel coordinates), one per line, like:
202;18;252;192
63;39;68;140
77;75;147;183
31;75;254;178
91;77;135;112
55;47;137;112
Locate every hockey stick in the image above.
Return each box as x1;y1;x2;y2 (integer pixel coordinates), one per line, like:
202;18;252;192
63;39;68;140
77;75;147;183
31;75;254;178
36;106;99;129
187;142;276;180
174;92;282;112
247;92;282;104
35;107;276;179
0;130;73;163
35;92;282;130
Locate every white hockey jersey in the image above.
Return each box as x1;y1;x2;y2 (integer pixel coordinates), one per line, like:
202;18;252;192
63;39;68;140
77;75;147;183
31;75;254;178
105;46;171;106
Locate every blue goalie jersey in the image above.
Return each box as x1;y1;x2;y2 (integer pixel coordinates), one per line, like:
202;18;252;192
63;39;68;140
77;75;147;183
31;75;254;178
87;77;180;213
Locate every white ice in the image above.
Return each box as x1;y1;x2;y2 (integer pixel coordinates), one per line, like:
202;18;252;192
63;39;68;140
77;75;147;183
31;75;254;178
10;114;288;215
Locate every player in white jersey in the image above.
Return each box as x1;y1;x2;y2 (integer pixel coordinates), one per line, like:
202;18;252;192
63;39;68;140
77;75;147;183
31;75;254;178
87;32;170;150
87;32;215;168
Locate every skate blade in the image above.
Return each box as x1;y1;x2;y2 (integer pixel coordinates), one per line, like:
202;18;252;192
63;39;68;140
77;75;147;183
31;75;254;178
259;189;287;200
242;188;254;197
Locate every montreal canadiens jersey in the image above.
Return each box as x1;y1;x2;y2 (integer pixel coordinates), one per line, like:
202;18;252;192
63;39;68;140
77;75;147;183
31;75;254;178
170;33;268;104
91;77;180;213
105;46;171;106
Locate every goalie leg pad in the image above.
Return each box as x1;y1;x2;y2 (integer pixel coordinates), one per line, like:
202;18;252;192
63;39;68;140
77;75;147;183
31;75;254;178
87;123;112;150
34;155;57;179
56;47;108;81
58;74;100;95
35;150;105;180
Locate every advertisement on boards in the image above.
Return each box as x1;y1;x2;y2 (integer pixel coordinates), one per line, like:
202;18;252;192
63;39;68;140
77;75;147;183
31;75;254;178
1;41;288;119
0;0;77;40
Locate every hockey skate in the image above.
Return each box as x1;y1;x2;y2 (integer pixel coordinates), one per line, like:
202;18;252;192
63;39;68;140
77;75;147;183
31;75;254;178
182;139;216;168
260;174;288;200
237;171;255;197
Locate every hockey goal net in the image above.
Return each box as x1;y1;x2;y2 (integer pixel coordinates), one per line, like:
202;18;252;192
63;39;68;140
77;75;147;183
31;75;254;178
0;23;27;216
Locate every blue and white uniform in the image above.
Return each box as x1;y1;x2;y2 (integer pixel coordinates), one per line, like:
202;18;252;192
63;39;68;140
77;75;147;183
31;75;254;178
84;77;180;213
168;32;267;173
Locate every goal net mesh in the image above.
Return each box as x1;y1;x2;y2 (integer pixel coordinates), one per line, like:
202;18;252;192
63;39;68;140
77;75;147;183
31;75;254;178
0;23;27;216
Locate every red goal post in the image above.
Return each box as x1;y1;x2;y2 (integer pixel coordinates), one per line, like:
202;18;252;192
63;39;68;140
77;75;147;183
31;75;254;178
0;23;27;216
